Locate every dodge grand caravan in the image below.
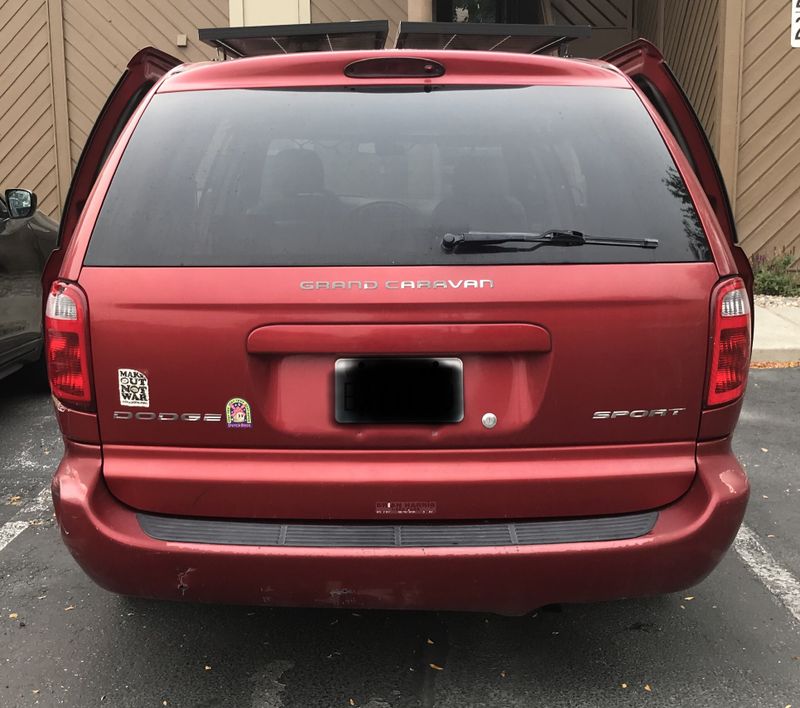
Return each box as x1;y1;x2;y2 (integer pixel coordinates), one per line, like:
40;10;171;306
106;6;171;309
45;30;753;614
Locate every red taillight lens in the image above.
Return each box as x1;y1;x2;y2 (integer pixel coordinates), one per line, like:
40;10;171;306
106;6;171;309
706;278;751;407
45;281;94;410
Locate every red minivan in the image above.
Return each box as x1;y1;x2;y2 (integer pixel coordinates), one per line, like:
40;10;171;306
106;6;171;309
45;25;753;614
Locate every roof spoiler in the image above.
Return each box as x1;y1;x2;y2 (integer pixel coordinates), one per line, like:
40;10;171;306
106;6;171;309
199;21;592;59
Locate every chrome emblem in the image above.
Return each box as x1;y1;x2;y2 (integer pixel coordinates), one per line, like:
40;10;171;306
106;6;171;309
300;279;494;290
592;408;687;420
113;411;222;422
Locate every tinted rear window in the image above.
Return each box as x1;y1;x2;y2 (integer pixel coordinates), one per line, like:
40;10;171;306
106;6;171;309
85;86;711;266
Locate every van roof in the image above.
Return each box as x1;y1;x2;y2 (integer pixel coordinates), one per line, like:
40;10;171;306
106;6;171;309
158;50;629;93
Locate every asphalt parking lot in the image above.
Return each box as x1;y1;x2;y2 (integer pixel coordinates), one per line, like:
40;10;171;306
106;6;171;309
0;368;798;707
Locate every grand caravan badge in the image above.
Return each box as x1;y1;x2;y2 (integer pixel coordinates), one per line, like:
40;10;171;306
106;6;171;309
300;279;494;290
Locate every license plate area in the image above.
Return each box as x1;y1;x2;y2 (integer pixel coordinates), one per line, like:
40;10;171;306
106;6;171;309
335;357;464;424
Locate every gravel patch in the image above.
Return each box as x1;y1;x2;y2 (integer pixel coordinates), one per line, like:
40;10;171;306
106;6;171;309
754;294;800;308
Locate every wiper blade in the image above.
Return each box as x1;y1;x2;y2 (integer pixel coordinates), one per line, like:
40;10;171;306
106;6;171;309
441;229;659;252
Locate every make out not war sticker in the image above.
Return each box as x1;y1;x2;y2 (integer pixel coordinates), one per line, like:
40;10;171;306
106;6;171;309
118;369;150;407
226;398;252;429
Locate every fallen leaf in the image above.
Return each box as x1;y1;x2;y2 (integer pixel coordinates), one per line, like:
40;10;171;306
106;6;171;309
9;613;18;619
9;495;22;505
32;689;39;694
620;683;628;689
500;671;507;678
349;699;356;706
426;638;434;645
751;361;800;369
429;663;444;671
644;684;652;692
64;605;75;612
684;596;694;601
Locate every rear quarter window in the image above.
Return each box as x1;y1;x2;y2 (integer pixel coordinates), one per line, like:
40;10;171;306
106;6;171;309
84;85;711;267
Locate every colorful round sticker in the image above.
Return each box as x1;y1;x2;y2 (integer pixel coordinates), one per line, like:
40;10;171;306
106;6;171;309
226;398;252;429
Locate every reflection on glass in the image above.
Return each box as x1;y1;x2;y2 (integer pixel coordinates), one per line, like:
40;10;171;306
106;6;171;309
662;166;712;261
450;1;497;22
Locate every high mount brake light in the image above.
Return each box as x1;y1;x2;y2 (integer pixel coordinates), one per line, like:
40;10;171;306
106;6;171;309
45;281;94;411
344;57;445;78
706;277;751;407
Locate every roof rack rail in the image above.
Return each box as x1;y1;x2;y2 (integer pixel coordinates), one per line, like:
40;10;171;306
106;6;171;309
199;20;390;59
394;21;591;56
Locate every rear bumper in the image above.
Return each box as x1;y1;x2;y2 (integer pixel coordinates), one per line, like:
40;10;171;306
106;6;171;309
52;439;748;614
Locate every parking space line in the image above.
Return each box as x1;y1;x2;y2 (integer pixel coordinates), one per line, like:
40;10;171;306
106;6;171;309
0;520;31;554
0;486;52;554
4;491;800;628
735;524;800;623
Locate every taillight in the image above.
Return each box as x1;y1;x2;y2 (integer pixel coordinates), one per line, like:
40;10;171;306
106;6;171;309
45;280;94;411
706;277;751;407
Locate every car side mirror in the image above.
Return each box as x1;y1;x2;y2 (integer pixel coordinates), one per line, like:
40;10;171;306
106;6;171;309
5;189;37;219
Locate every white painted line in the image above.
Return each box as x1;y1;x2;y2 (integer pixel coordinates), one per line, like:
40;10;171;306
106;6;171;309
734;524;800;623
24;486;52;515
0;521;30;554
0;486;52;554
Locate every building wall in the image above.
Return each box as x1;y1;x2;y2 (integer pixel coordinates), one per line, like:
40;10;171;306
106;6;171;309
311;0;408;41
229;0;310;25
735;0;800;264
634;0;799;265
634;0;659;44
0;0;60;217
0;0;227;219
635;0;720;150
61;0;227;169
549;0;632;57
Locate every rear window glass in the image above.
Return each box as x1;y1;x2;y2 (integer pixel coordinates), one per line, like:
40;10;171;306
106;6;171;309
85;85;711;267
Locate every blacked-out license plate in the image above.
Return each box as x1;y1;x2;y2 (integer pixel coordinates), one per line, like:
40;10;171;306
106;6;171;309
335;357;464;424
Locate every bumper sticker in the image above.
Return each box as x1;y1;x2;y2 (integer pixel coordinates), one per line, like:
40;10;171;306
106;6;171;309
118;369;149;408
226;398;252;429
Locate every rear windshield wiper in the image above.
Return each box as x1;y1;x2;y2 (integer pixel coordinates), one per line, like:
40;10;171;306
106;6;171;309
441;230;659;252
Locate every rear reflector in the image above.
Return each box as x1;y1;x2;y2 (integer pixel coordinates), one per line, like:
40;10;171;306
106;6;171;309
45;281;94;411
706;278;751;407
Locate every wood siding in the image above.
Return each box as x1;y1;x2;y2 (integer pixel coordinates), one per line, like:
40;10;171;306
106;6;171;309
310;0;407;42
549;0;632;57
735;0;800;264
661;0;720;150
0;0;59;217
634;0;659;44
61;0;227;168
550;0;629;27
0;0;227;218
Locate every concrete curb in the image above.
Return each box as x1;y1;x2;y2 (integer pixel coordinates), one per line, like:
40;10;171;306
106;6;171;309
751;306;800;362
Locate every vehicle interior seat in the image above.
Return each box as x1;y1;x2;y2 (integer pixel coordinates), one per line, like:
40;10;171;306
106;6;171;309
432;154;529;234
258;148;345;226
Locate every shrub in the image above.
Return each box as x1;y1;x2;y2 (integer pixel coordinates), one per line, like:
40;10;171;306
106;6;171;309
752;251;800;296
